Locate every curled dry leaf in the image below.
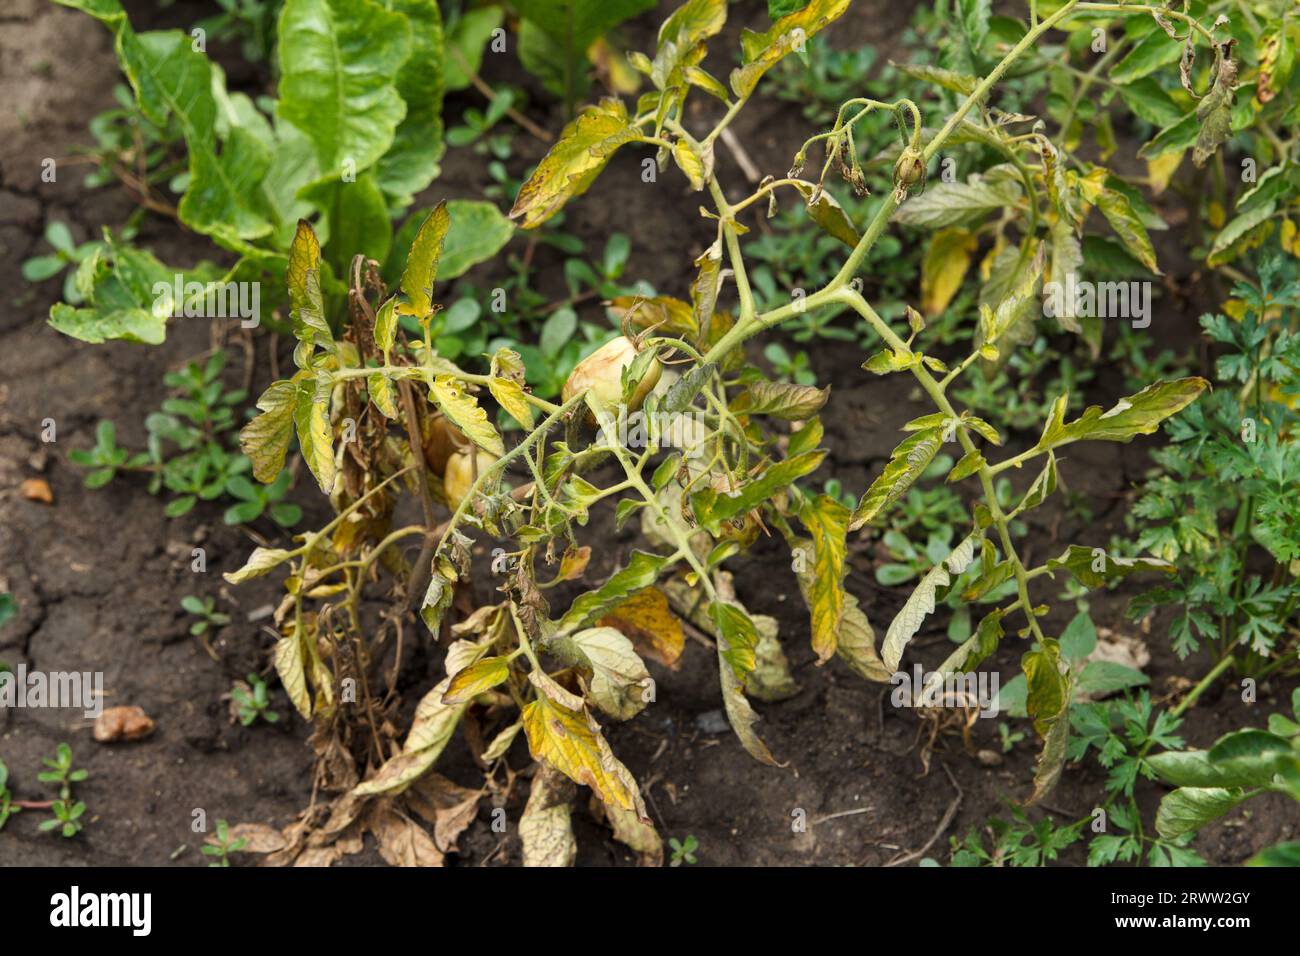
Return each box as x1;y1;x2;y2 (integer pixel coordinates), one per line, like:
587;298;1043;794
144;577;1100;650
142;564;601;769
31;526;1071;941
520;765;577;867
365;799;444;867
405;773;484;854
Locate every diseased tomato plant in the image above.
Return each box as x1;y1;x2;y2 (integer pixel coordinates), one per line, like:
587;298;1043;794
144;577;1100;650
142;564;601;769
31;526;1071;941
198;0;1232;862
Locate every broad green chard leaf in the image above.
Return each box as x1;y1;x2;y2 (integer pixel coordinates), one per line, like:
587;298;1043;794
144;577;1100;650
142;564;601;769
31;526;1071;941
1155;788;1247;840
376;0;446;208
277;0;412;178
56;0;274;244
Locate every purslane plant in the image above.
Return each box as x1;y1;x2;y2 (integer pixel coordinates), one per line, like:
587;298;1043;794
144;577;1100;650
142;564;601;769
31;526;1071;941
197;0;1224;863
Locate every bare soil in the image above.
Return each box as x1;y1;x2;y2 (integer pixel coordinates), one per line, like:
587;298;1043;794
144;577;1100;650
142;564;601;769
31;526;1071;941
1;0;1295;867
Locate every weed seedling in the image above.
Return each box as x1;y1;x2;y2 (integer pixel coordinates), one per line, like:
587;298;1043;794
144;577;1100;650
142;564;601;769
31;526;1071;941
669;835;699;867
39;800;88;839
222;471;302;528
0;759;19;831
182;595;230;637
202;819;249;867
21;221;104;305
998;722;1025;754
38;743;87;801
232;674;279;727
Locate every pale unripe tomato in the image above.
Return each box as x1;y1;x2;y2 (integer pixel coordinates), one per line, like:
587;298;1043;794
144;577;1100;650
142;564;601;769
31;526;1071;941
562;336;661;414
444;447;498;509
423;413;465;476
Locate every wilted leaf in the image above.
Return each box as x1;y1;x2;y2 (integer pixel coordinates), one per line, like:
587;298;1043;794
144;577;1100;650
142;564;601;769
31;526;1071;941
652;0;728;91
1036;378;1208;449
522;693;643;813
520;765;576;867
1155;787;1246;840
690;243;723;328
673;137;708;190
430;373;505;456
894;174;1022;229
1023;638;1070;805
710;600;758;683
608;294;697;337
979;241;1043;348
482;722;523;761
792;181;861;248
1017;452;1057;512
850;428;943;531
893;61;978;95
1044;545;1176;589
442;655;511;705
730;0;850;97
1097;188;1159;274
921;228;976;316
560;551;669;631
405;773;483;854
1194;49;1237;168
798;494;850;662
690;449;826;534
947;449;985;483
373;296;398;355
224;546;296;584
510;98;641;228
717;642;780;765
489;376;535;429
400;200;450;318
294;374;336;494
287;220;331;359
597;587;685;669
565;626;653;720
366;801;443;867
881;534;979;671
730;380;829;420
240;379;298;483
351;638;491;796
747;613;801;701
368;372;398;419
274;627;311;720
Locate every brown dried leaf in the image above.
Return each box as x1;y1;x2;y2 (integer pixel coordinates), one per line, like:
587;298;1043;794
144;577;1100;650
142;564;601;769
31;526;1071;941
225;823;289;855
366;800;444;867
520;766;577;867
405;773;484;854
